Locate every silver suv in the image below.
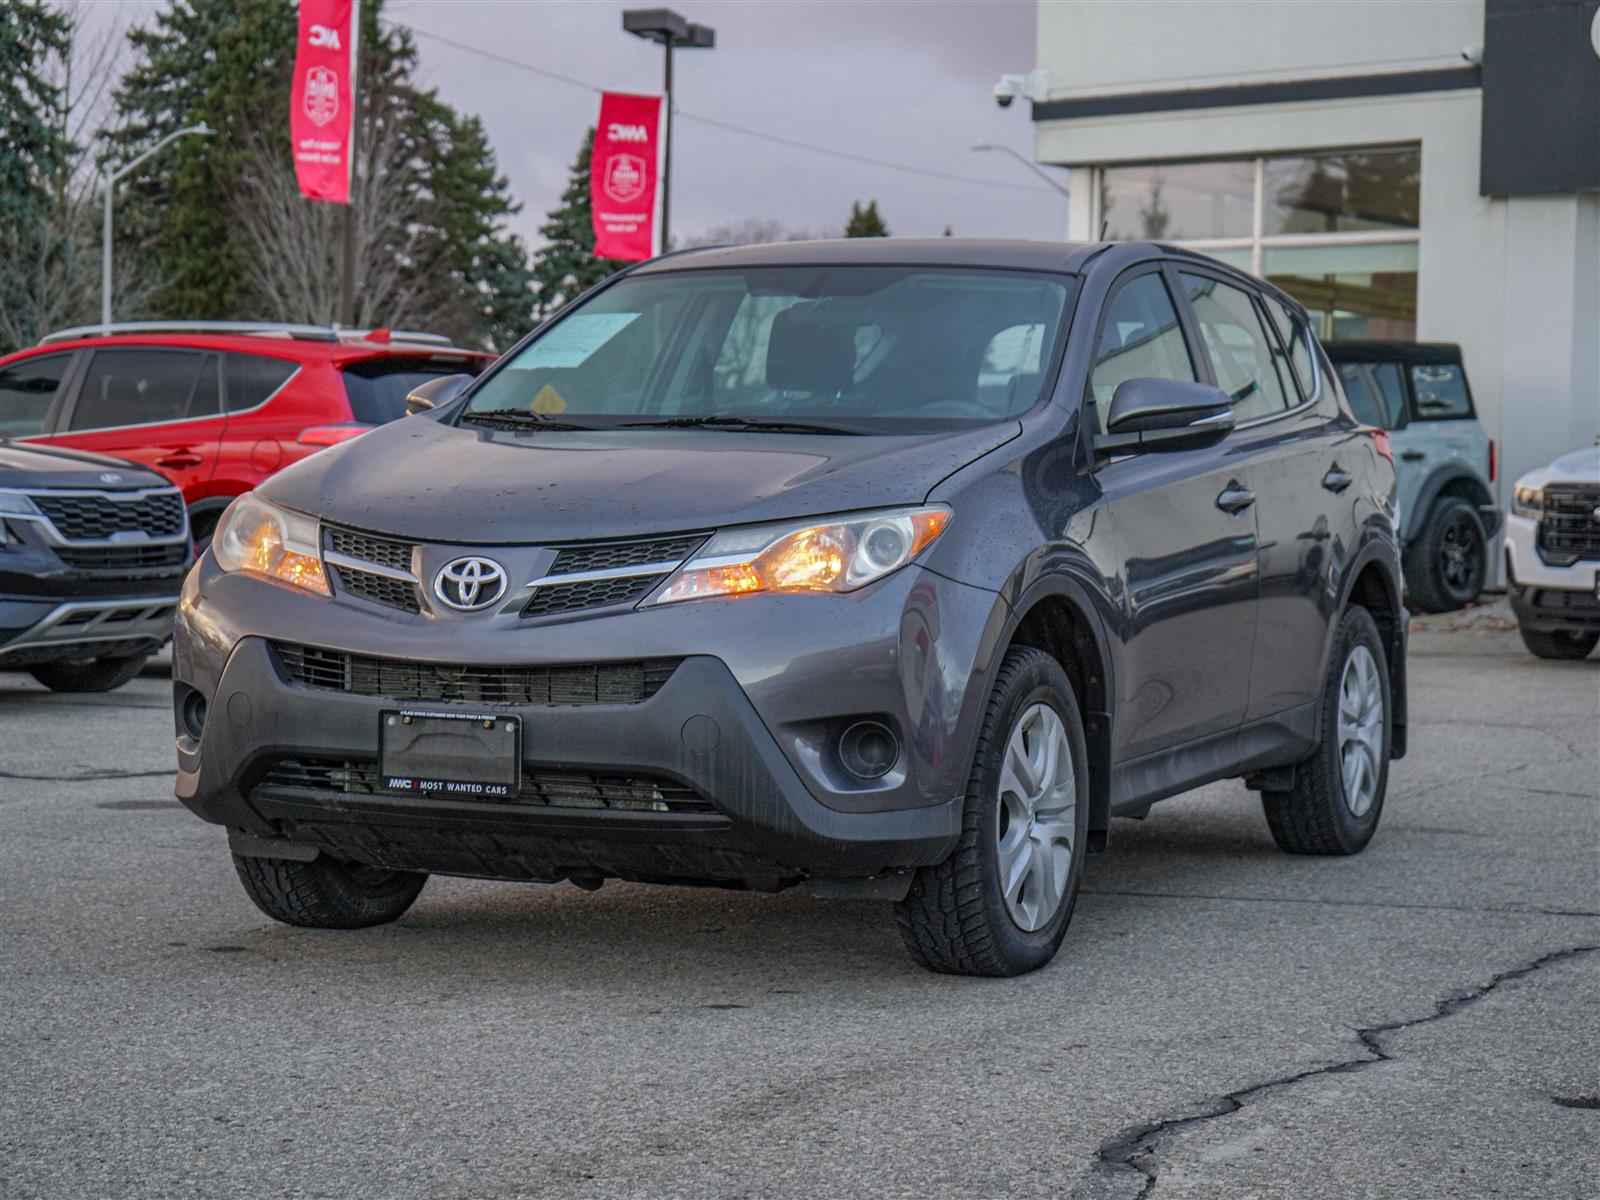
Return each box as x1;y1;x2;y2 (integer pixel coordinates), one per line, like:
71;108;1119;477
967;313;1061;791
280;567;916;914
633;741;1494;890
1327;341;1497;613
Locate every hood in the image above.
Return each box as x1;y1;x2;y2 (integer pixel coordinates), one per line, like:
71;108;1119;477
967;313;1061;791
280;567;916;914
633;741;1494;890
0;440;169;491
260;416;1020;543
1516;443;1600;491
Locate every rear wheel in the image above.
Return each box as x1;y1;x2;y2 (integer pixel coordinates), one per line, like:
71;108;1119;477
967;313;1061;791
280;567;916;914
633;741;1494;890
1405;496;1486;613
233;852;427;929
27;653;150;693
1517;625;1599;660
895;647;1089;977
1263;605;1390;855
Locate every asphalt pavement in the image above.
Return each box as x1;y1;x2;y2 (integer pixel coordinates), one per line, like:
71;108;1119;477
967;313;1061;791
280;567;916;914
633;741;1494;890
2;602;1596;1199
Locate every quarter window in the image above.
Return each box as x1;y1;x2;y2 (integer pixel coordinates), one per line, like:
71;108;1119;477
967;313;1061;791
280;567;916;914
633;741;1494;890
1089;274;1196;426
225;353;297;412
1337;361;1405;429
1180;273;1292;420
1265;297;1315;398
0;353;72;437
70;350;220;431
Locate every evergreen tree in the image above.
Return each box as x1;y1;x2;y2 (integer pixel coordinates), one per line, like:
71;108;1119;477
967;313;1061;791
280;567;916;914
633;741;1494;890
530;128;629;318
0;1;75;352
844;199;888;238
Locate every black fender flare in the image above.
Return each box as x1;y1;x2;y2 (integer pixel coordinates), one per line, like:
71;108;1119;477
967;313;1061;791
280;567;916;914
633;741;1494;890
969;563;1118;847
1321;531;1408;759
1408;466;1494;545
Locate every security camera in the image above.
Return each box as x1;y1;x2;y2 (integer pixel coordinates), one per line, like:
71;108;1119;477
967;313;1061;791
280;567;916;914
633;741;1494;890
993;77;1018;108
992;70;1050;110
1461;44;1483;64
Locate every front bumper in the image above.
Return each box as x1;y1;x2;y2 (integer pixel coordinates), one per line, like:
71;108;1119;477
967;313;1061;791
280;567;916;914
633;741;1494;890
0;593;178;665
177;636;963;888
1504;513;1600;632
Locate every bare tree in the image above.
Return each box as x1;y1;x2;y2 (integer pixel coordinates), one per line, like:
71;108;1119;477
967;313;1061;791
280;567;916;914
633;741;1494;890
678;217;839;249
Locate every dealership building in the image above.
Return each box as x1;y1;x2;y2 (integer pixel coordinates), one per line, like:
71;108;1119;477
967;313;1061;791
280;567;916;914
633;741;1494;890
1029;0;1599;519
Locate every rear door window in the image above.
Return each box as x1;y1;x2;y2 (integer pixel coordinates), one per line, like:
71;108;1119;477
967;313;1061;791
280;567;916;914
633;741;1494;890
1180;273;1293;420
69;349;220;431
0;353;73;436
225;353;298;412
1337;362;1406;429
342;358;477;424
1408;363;1473;420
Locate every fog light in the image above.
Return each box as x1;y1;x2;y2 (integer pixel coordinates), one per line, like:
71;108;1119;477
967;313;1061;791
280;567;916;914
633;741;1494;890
839;720;899;780
179;689;208;740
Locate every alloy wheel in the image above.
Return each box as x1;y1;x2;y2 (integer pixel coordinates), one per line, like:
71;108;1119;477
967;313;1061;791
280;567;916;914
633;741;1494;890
1336;644;1384;817
995;702;1077;932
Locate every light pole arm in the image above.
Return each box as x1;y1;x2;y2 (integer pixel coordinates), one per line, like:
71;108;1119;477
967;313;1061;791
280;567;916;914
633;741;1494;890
101;123;213;331
970;144;1070;196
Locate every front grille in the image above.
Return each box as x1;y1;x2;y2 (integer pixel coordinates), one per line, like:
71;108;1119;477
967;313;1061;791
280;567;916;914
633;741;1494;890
330;565;420;613
273;642;681;705
31;490;185;540
256;758;715;813
525;573;667;616
55;542;190;569
327;527;414;573
547;533;705;576
1539;485;1600;562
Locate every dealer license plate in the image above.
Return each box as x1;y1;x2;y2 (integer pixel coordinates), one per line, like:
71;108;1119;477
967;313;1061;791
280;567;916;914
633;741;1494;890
379;709;520;799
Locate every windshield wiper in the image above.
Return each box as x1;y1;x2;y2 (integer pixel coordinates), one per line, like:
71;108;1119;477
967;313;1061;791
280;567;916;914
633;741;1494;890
617;414;866;435
459;408;598;431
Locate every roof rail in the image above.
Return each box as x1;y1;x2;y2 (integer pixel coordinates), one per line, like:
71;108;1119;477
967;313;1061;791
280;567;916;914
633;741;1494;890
38;320;457;348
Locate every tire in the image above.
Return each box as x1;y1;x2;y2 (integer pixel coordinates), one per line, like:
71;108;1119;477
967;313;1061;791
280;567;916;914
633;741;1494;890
1404;496;1486;613
27;653;150;693
1263;606;1390;855
232;852;427;929
1517;625;1599;660
895;646;1089;977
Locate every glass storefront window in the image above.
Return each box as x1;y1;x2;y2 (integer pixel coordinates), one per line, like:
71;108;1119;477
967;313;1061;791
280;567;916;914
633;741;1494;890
1100;160;1254;240
1264;242;1418;341
1264;147;1420;235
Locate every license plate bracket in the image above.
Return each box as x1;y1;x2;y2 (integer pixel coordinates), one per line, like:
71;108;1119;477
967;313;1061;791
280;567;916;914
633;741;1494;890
379;709;520;799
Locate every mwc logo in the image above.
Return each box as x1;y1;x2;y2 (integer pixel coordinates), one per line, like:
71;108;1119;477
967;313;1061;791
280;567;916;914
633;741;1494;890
607;123;650;144
308;23;342;49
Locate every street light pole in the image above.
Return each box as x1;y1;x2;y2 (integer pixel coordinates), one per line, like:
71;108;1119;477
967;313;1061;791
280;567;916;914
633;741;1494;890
101;123;213;332
970;144;1069;196
622;8;714;253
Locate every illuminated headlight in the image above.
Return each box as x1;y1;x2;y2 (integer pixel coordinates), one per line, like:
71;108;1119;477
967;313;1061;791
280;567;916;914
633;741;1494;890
1512;485;1543;518
648;506;951;605
211;493;329;595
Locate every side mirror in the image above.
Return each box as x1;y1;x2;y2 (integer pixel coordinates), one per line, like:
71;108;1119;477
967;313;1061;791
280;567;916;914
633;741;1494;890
405;373;472;417
1094;378;1235;455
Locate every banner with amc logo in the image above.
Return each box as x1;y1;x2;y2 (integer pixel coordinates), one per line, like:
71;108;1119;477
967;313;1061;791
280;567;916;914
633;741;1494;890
290;0;359;204
591;92;664;261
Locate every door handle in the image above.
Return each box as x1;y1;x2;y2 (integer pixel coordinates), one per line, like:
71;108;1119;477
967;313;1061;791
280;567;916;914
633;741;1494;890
1321;466;1353;493
156;451;203;468
1399;450;1425;462
1215;482;1256;514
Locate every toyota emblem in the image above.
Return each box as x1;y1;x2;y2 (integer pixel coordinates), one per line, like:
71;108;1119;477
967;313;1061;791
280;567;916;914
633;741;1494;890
433;556;509;611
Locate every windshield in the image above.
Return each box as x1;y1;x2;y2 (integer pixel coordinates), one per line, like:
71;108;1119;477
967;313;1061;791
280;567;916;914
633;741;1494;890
465;266;1073;432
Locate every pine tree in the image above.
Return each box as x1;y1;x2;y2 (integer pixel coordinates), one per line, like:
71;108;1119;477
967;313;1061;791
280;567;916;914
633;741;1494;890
0;0;75;352
844;199;888;238
530;128;629;318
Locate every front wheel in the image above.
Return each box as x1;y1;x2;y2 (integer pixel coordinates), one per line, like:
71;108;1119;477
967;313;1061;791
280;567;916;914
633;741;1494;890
27;653;150;693
1518;625;1599;660
1263;605;1390;855
895;646;1089;977
233;853;427;929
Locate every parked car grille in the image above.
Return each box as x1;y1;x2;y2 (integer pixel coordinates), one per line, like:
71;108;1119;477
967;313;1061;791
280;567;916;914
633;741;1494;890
1538;484;1600;562
256;757;715;813
329;564;421;613
547;533;705;576
31;490;185;540
55;542;190;570
272;642;681;705
525;573;668;616
327;526;413;573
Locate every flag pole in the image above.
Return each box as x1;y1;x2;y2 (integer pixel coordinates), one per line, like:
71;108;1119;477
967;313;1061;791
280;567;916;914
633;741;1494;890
338;0;361;326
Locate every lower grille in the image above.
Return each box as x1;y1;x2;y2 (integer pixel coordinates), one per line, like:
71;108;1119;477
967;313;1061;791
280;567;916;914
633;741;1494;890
256;758;716;813
1540;485;1600;562
272;642;681;705
330;564;420;613
55;542;189;569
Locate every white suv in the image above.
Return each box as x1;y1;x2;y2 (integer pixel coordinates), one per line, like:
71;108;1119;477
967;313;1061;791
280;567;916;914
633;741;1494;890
1506;443;1600;659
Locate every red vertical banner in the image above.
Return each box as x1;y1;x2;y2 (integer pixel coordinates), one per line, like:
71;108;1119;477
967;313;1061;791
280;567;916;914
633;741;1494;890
290;0;359;203
591;92;664;261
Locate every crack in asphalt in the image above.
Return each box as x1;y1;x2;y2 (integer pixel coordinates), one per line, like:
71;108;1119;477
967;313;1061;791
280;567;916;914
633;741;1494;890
0;769;173;783
1075;944;1599;1200
1080;887;1599;919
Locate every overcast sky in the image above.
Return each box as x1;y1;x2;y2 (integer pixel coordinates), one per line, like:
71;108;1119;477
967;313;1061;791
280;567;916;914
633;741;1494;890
89;0;1067;248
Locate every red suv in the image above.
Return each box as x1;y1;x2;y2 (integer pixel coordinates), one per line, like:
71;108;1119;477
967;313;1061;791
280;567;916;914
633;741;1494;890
0;322;494;546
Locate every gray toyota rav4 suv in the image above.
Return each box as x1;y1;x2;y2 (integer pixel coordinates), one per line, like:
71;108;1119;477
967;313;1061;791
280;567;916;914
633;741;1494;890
174;240;1406;976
